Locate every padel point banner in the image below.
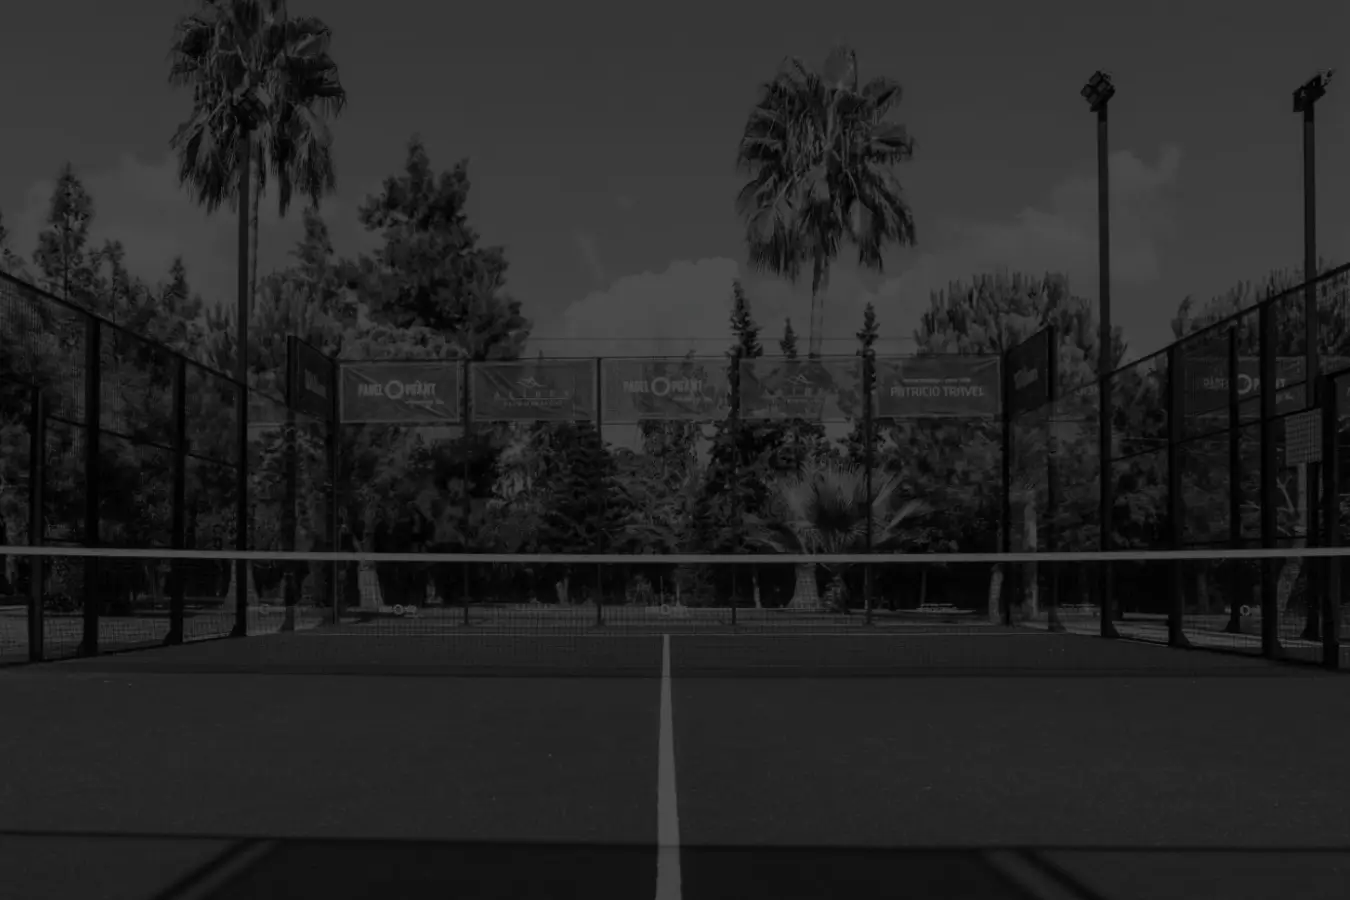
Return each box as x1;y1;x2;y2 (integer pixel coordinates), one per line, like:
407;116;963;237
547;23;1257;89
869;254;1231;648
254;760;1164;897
875;356;1001;418
340;362;461;424
739;357;863;422
601;358;729;423
472;360;596;422
1182;356;1328;417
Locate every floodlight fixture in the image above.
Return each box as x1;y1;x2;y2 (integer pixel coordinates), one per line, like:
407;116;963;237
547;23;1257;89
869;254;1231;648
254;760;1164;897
1081;70;1115;112
1293;69;1334;113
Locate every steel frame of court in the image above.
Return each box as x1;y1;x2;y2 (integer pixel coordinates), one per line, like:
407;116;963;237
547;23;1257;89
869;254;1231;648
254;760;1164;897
4;268;1350;673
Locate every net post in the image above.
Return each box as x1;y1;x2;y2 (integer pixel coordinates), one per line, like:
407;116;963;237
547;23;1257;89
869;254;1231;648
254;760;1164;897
81;315;101;656
27;385;46;663
1321;372;1340;669
1225;327;1243;635
167;356;187;645
1258;298;1281;659
1165;345;1189;648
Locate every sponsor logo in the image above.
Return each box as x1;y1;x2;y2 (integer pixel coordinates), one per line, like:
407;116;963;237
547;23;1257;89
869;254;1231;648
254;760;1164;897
302;368;329;398
1013;367;1039;391
355;379;442;406
621;375;713;399
492;376;571;409
888;381;988;399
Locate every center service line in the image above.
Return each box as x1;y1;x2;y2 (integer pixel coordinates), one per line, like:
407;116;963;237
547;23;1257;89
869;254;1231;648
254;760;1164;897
655;633;682;900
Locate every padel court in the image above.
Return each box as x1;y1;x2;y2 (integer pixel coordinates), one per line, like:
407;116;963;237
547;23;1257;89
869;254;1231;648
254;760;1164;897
3;629;1349;900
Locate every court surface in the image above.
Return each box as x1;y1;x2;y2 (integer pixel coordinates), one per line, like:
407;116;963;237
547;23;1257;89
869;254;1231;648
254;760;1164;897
2;630;1349;899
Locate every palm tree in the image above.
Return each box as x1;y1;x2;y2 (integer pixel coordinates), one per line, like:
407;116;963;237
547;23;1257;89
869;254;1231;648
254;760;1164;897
749;461;925;612
169;0;346;364
735;45;916;358
169;0;345;620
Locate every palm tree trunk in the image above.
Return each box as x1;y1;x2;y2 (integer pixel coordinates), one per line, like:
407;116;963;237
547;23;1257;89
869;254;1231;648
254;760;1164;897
249;140;262;317
807;256;829;358
787;562;822;609
988;563;1004;624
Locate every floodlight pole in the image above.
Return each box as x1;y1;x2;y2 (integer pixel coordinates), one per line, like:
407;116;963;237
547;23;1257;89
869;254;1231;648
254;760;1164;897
1295;72;1330;390
1295;70;1330;637
1083;71;1120;639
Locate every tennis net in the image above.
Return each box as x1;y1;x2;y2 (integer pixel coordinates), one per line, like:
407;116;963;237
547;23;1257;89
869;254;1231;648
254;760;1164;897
1;545;1345;674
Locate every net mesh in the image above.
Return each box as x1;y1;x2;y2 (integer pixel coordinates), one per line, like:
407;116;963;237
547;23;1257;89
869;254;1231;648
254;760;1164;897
3;546;1345;674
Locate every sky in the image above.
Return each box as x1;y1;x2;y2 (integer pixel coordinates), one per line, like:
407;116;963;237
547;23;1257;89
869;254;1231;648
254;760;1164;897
1;0;1348;367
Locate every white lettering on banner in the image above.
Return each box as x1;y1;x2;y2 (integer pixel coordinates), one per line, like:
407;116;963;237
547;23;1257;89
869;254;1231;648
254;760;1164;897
622;376;707;397
356;380;439;402
889;383;988;399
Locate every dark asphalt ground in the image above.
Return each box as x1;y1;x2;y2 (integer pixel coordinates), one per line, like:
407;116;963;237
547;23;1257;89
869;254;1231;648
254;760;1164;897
2;631;1348;899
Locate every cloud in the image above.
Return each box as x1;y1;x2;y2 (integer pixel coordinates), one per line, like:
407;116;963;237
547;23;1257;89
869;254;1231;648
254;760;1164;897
551;146;1181;363
5;153;379;308
857;145;1183;357
615;194;637;211
551;258;745;359
572;230;608;283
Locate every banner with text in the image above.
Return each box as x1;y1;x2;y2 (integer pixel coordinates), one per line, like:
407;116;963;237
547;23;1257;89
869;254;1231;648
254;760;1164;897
472;359;597;422
601;357;730;423
288;336;337;422
875;356;1001;419
738;357;864;422
1181;356;1315;417
339;361;461;424
1004;328;1054;418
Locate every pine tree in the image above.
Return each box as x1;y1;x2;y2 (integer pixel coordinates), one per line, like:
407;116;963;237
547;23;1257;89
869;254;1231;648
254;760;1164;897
32;163;96;303
0;209;29;278
355;137;531;361
844;302;881;464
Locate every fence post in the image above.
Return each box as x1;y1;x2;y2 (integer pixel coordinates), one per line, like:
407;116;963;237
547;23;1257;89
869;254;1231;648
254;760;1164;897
1258;300;1281;659
1045;328;1063;632
1321;372;1340;669
863;352;875;627
999;350;1013;626
594;357;604;629
167;357;187;645
462;359;472;628
1225;328;1243;634
328;359;341;626
28;386;46;662
82;316;101;656
232;372;248;638
1166;346;1189;648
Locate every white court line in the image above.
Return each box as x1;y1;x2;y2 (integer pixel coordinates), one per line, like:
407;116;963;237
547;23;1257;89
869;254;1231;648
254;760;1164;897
655;633;682;900
289;630;1050;639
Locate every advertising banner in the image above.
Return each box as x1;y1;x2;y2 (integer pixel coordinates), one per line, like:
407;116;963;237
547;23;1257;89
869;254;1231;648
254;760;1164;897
738;356;863;422
471;359;597;422
1004;328;1054;418
339;361;461;424
875;356;1001;419
287;336;336;422
601;357;729;424
1182;356;1309;417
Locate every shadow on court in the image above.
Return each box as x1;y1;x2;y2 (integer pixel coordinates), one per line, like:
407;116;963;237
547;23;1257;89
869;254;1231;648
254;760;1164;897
1;634;1347;899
